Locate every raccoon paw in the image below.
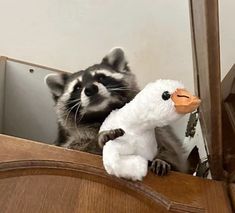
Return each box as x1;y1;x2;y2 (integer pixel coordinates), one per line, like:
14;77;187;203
150;159;171;176
98;128;125;148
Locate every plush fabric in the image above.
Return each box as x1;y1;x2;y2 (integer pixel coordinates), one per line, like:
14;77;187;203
100;79;191;181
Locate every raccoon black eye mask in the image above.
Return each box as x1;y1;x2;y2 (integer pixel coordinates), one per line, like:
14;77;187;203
45;47;139;154
99;79;201;181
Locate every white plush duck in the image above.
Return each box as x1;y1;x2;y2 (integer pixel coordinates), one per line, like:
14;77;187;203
99;79;201;181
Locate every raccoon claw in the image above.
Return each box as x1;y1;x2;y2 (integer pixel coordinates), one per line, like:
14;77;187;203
98;128;125;148
150;159;171;176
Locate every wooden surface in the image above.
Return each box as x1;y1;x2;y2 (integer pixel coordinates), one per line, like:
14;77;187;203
221;64;235;101
221;65;235;181
0;134;232;213
229;184;235;211
222;99;235;180
189;0;224;180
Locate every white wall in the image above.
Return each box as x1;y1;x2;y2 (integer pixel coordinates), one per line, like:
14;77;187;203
0;0;194;141
0;0;194;90
1;1;232;89
219;1;235;79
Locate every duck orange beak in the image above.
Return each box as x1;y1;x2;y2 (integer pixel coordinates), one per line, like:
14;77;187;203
171;89;201;114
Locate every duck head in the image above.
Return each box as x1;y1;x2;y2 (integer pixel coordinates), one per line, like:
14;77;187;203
134;79;201;128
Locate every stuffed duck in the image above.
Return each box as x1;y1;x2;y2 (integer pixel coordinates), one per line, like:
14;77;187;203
99;79;201;181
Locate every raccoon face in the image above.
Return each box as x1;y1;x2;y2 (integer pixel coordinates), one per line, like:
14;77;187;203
45;48;139;128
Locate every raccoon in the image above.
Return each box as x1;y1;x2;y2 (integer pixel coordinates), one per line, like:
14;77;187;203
45;48;139;155
46;47;199;175
151;126;199;175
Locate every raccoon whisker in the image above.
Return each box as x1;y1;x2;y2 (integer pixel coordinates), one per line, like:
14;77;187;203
64;102;81;127
58;105;74;116
108;88;127;90
118;89;138;92
64;104;79;126
74;103;81;129
66;99;81;104
57;100;81;110
63;100;81;106
66;102;81;112
69;103;82;130
57;105;76;112
107;85;130;88
107;86;139;92
117;87;139;91
75;108;86;129
108;88;139;92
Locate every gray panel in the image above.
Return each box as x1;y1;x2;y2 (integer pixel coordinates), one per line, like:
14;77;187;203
3;61;57;144
0;57;6;133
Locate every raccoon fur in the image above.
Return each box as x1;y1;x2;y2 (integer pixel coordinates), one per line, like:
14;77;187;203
45;48;139;155
153;126;199;174
46;47;199;174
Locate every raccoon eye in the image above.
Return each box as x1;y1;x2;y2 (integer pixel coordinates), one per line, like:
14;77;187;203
74;82;82;90
162;91;171;100
97;74;108;85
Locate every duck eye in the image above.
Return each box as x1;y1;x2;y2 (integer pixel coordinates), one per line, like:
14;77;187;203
162;91;171;100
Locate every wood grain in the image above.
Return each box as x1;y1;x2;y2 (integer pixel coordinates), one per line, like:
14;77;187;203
221;64;235;100
0;134;232;213
189;0;224;180
0;175;161;213
229;183;235;212
221;64;235;180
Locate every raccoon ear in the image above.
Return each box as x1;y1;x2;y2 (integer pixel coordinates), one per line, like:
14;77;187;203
102;47;129;72
45;73;69;99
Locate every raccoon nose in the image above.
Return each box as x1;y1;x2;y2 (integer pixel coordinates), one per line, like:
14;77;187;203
84;84;99;97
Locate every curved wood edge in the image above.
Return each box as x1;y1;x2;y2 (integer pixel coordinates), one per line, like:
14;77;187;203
0;134;231;213
0;160;171;211
0;159;204;213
